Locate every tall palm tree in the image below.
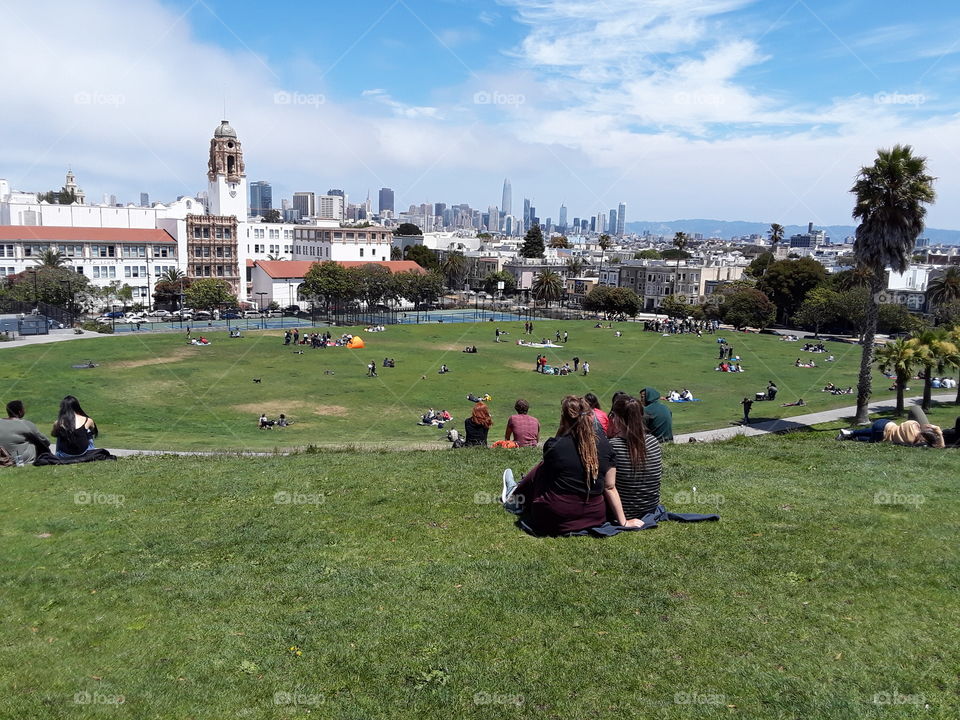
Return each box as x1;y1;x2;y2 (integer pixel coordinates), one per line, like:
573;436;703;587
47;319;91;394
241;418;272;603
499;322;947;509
907;329;958;411
875;338;916;416
441;251;467;295
768;223;784;254
672;231;689;296
531;269;564;308
596;234;612;283
850;145;936;423
34;249;69;267
927;266;960;311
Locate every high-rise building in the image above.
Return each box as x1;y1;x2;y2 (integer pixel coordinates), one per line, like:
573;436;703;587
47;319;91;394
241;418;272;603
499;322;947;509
609;209;617;235
434;202;446;217
327;189;344;196
487;205;499;232
501;178;512;218
317;194;345;220
616;202;626;236
139;192;149;207
249;181;272;217
590;216;596;232
292;192;316;218
572;218;580;235
523;198;531;231
378;187;394;214
559;204;567;233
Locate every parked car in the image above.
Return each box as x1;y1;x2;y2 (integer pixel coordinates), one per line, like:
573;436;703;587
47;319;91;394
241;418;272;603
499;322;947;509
223;312;241;319
192;310;212;320
102;311;125;319
241;309;262;319
126;316;146;324
264;309;283;317
147;309;172;318
283;305;301;314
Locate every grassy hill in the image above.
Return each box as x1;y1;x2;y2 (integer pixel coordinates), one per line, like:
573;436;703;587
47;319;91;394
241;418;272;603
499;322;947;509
2;433;958;718
1;321;898;451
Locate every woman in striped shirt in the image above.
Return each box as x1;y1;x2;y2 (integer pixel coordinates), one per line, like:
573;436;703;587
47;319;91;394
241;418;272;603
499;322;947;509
607;395;663;521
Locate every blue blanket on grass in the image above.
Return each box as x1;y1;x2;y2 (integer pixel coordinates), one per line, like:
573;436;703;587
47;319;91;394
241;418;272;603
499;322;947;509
517;504;719;537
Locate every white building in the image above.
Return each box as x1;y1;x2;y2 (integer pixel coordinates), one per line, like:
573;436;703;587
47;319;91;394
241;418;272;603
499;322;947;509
317;194;345;221
249;259;425;307
292;225;393;263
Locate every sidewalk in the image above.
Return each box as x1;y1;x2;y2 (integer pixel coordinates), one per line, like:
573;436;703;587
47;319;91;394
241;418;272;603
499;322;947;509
0;328;114;348
675;393;956;443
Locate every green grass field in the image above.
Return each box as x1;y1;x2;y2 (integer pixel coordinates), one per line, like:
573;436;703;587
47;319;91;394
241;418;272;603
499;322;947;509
1;321;907;451
2;433;958;718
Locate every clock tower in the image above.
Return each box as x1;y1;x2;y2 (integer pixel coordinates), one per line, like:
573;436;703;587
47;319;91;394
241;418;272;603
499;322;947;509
207;120;247;219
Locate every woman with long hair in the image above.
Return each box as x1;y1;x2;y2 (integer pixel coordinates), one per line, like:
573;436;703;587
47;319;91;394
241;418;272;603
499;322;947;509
464;402;492;447
607;395;662;521
503;395;638;535
51;395;98;458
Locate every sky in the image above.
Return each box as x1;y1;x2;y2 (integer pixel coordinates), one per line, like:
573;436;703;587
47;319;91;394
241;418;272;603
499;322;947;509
2;0;960;228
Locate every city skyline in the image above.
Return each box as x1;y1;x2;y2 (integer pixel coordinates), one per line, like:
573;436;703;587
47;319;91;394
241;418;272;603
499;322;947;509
3;1;960;228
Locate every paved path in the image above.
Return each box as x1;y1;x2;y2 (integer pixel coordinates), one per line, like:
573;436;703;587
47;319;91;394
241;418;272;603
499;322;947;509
0;328;114;348
675;393;956;443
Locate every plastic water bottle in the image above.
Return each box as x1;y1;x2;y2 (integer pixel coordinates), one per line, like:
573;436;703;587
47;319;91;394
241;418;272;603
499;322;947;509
15;450;24;467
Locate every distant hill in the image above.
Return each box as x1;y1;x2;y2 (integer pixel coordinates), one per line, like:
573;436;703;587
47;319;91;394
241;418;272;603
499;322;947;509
625;219;960;245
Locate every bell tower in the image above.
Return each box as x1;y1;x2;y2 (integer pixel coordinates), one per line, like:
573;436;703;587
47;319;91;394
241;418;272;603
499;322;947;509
207;120;247;219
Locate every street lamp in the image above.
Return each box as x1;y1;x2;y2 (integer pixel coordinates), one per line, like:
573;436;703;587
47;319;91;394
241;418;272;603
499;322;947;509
28;269;39;310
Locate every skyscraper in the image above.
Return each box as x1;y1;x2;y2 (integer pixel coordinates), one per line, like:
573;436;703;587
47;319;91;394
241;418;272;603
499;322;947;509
292;191;316;219
559;204;567;233
523;198;531;231
501;178;512;218
616;203;626;236
249;181;272;217
139;192;149;207
609;209;617;235
378;187;394;214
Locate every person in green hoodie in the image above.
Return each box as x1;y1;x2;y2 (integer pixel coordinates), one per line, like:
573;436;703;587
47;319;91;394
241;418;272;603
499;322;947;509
640;387;673;443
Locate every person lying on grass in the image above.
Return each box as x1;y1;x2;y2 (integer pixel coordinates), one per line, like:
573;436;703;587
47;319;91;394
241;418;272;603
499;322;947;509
499;395;639;536
836;417;944;447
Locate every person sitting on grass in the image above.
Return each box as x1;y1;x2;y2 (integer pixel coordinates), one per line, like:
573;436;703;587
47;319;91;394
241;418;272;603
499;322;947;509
276;414;292;427
499;395;639;535
607;395;663;522
680;388;694;401
464;402;492;447
584;393;609;435
438;364;450;374
258;413;275;429
51;396;98;457
0;400;51;466
504;398;540;447
640;387;673;443
836;417;944;447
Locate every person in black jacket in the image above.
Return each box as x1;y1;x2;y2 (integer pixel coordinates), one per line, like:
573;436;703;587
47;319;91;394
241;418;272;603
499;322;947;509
463;402;492;447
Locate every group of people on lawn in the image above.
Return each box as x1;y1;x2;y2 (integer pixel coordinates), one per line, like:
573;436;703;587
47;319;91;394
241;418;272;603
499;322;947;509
0;396;106;466
455;389;674;535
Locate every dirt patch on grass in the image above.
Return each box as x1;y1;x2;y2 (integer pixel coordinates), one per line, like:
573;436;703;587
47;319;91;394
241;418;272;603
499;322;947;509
111;350;190;369
509;360;538;371
231;401;349;418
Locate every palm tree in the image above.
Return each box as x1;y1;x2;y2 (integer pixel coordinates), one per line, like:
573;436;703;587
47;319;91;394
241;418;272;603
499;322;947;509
159;267;185;283
850;145;936;423
34;249;69;267
875;338;916;416
768;223;784;254
907;329;958;411
672;231;689;296
927;266;960;311
596;234;612;282
531;269;564;308
565;257;585;278
441;251;467;295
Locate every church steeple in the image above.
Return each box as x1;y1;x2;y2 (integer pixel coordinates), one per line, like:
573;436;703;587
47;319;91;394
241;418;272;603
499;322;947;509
207;120;245;183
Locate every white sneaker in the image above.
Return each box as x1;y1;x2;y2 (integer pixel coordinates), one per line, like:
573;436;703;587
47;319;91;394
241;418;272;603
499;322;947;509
836;428;852;440
501;468;517;504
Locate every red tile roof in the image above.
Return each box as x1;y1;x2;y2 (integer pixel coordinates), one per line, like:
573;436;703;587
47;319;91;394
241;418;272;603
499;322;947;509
253;260;426;279
0;225;176;243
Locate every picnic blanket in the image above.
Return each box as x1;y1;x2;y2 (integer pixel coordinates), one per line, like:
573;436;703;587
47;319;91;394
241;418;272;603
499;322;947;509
33;449;117;465
668;398;702;403
517;340;562;348
518;504;719;537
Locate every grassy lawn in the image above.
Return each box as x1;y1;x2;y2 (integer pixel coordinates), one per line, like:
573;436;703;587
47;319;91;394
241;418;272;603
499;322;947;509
1;321;906;451
1;433;957;718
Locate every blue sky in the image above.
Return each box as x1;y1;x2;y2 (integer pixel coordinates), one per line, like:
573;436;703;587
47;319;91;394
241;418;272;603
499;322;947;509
2;0;960;228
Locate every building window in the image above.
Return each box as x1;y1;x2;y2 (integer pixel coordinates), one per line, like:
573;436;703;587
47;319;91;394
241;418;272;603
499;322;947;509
122;246;146;258
359;248;364;257
91;245;116;258
0;245;13;258
0;267;15;276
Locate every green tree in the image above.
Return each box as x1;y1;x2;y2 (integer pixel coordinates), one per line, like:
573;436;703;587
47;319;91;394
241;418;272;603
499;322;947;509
850;145;936;422
660;248;691;262
390;246;403;260
184;278;237;311
875;338;917;416
927;267;960;310
564;257;585;278
582;285;612;314
356;264;393;309
301;261;356;314
659;294;691;319
793;286;844;337
745;252;774;279
520;225;545;259
596;234;612;280
3;266;90;309
721;288;777;330
757;257;828;324
634;249;661;260
395;270;444;310
531;269;563;307
159;267;185;283
934;299;960;328
549;235;571;249
262;209;282;223
877;303;916;334
403;244;439;270
441;251;467;293
153;277;193;309
908;329;958;411
394;223;422;236
583;286;640;317
482;270;516;297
